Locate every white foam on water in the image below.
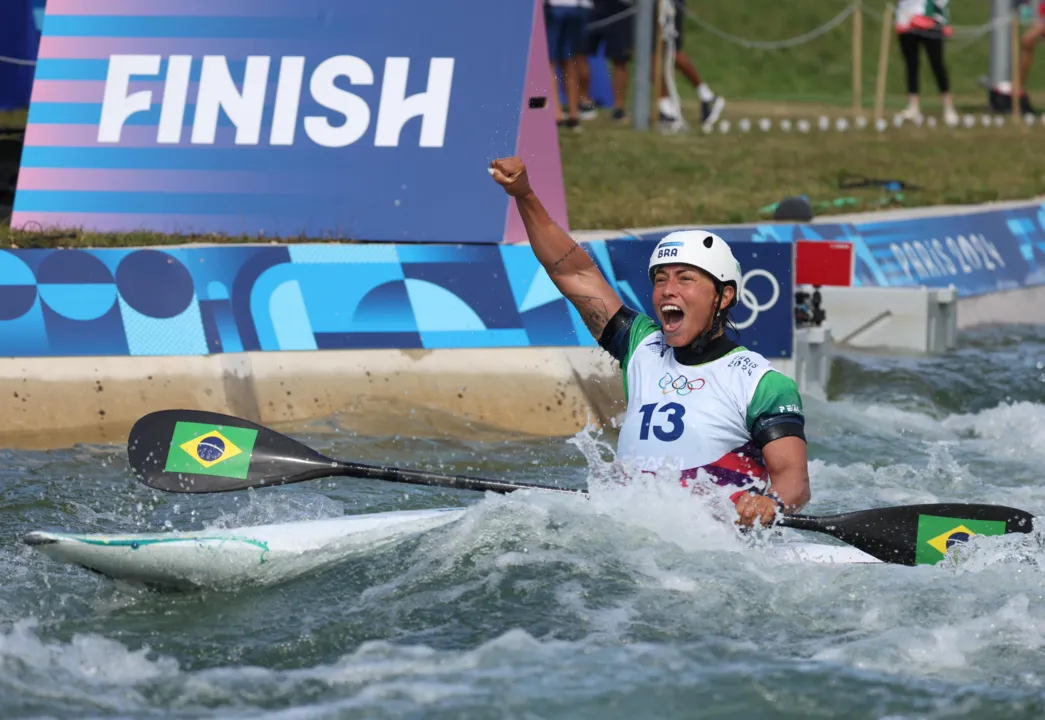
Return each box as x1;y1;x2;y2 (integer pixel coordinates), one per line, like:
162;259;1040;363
812;398;956;440
564;420;750;551
942;401;1045;460
803;399;1045;509
810;594;1045;683
149;629;723;719
0;618;178;711
345;422;753;613
804;452;981;509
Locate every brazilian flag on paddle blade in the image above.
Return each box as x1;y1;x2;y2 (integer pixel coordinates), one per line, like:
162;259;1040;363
914;514;1008;565
163;421;258;479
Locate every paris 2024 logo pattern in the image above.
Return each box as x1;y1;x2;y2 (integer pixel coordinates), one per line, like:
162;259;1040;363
0;240;795;359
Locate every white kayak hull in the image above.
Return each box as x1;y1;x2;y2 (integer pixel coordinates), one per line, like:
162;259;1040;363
25;507;466;591
25;507;882;591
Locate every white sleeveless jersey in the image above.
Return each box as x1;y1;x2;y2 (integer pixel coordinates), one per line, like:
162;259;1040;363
610;313;803;496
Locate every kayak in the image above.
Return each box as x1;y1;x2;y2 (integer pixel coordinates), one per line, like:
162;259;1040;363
24;507;882;591
24;507;466;591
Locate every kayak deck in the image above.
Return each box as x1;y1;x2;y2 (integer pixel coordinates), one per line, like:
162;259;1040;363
24;507;466;591
24;507;881;592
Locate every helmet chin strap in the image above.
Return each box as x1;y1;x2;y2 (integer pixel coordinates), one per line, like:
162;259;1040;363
684;285;725;354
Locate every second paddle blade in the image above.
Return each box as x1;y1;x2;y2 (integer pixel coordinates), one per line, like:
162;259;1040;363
127;409;341;493
781;503;1035;565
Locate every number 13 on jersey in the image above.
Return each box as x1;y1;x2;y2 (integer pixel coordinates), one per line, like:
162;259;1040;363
638;402;687;441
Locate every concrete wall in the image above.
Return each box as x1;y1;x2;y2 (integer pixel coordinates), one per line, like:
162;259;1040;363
813;283;1045;355
956;284;1045;329
815;286;958;354
0;347;623;449
0;330;834;450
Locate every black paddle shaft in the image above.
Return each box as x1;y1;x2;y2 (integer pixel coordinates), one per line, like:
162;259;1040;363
336;461;584;496
128;409;583;496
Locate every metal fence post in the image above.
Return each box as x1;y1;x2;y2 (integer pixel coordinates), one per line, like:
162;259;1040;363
632;0;655;130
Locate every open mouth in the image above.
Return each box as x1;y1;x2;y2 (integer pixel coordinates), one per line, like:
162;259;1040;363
660;304;685;334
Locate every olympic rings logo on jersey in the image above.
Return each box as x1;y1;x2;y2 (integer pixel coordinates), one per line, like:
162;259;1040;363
733;269;781;331
658;372;705;395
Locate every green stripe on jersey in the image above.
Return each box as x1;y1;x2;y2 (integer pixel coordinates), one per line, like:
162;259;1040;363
746;371;803;431
622;313;661;396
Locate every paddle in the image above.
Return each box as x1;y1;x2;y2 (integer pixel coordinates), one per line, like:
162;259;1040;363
128;409;584;497
778;504;1033;566
127;409;1037;566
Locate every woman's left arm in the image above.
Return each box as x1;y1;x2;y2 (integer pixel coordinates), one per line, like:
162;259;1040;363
762;436;811;512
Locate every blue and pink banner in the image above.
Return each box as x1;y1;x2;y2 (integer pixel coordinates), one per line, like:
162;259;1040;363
12;0;569;244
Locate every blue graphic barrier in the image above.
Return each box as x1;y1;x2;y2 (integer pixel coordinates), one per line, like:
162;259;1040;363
0;239;794;359
622;203;1045;299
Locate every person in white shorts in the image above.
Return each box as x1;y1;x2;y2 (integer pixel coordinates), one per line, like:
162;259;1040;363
489;155;810;528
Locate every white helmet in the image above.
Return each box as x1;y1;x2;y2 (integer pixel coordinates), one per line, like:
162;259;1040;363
648;230;742;308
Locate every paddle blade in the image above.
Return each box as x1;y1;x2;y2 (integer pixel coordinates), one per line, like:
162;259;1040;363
779;503;1036;566
127;410;342;493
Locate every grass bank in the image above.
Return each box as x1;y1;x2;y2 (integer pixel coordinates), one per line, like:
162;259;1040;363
560;109;1044;229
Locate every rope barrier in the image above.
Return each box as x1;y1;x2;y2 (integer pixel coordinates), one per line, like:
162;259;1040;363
681;1;860;51
862;3;1019;38
678;1;1022;52
0;55;37;67
658;0;689;133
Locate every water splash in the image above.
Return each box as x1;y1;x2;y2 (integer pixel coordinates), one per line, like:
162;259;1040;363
943;401;1045;459
208;489;346;530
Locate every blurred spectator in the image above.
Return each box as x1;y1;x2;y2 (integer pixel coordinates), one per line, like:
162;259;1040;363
656;0;726;131
894;0;959;126
579;0;634;123
546;0;592;131
575;0;600;121
1018;1;1044;114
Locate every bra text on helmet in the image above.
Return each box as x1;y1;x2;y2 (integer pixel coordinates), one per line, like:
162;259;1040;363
97;55;456;148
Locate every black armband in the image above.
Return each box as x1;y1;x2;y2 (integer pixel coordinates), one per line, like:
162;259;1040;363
751;412;806;449
598;305;640;364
